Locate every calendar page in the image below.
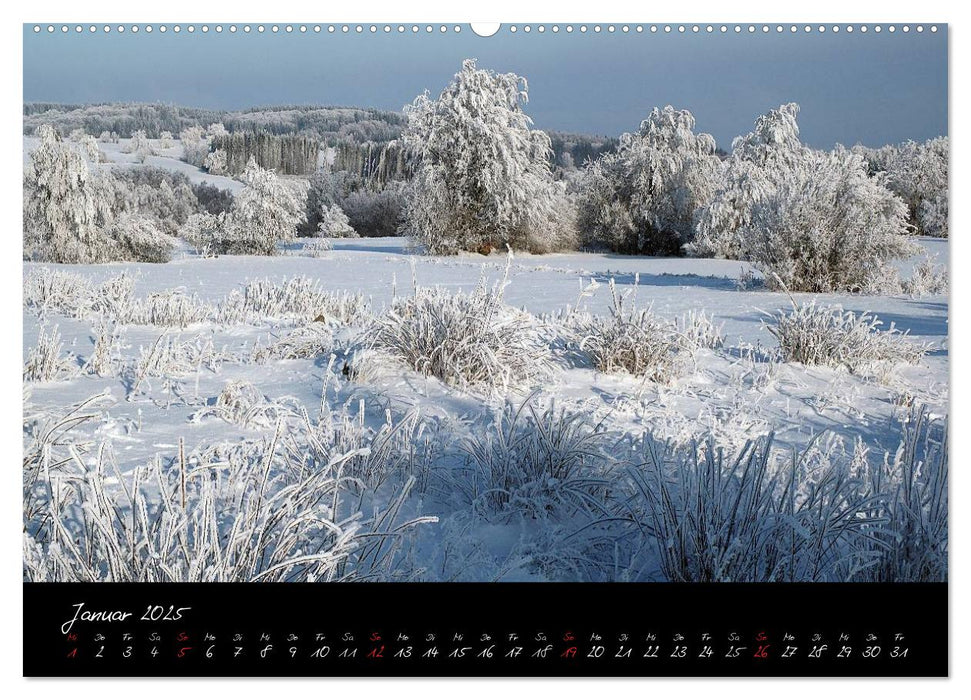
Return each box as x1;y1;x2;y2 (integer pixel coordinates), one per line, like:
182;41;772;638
21;21;948;677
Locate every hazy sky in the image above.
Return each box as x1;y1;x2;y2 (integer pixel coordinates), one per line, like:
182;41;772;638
23;24;948;149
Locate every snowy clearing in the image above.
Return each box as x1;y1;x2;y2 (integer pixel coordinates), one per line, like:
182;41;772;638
23;237;948;582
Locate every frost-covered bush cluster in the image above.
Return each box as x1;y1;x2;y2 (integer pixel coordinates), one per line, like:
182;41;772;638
23;127;233;264
304;170;406;238
178;159;304;256
575;106;721;255
364;264;551;391
316;204;358;238
23;398;436;582
401;59;576;254
767;301;928;373
858;137;949;237
902;259;949;297
689;104;917;292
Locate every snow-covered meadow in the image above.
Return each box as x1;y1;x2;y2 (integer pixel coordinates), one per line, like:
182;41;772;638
23;233;948;582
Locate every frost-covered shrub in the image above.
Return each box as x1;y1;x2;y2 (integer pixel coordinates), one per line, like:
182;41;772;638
180;125;209;167
461;395;612;518
859;137;949;237
302;237;333;257
902;259;949;297
159;131;174;149
107;214;176;263
179;212;226;257
401;59;577;254
23;325;77;383
221;159;304;255
768;301;927;372
691;104;916;292
365;265;551;391
217;277;368;326
317;204;358;238
575;106;722;255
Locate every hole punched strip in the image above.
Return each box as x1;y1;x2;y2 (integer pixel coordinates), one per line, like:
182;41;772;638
32;23;941;35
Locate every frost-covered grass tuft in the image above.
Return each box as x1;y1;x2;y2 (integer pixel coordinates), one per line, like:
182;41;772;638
194;380;300;429
676;309;725;351
623;410;947;582
24;400;437;582
571;279;698;382
365;264;551;392
854;408;947;582
768;301;928;372
217;276;369;326
24;269;136;321
902;259;949;297
252;322;333;363
125;290;210;328
459;394;612;518
24;325;77;383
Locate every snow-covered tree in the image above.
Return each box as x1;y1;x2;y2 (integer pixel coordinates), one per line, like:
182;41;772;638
180;126;209;167
124;129;153;163
204;148;228;175
222;159;303;255
316;204;358;238
575;105;721;254
401;58;576;254
23;126;115;263
691;104;916;292
159;131;175;149
207;122;229;139
690;103;806;259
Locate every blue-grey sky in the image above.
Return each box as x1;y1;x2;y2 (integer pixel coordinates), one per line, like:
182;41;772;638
23;25;948;149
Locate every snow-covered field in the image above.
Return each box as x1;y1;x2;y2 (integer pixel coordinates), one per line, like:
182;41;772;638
23;235;948;582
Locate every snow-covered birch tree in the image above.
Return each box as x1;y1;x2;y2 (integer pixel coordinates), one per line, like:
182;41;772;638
401;59;576;254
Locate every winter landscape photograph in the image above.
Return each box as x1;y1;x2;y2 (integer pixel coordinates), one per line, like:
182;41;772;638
22;24;948;584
